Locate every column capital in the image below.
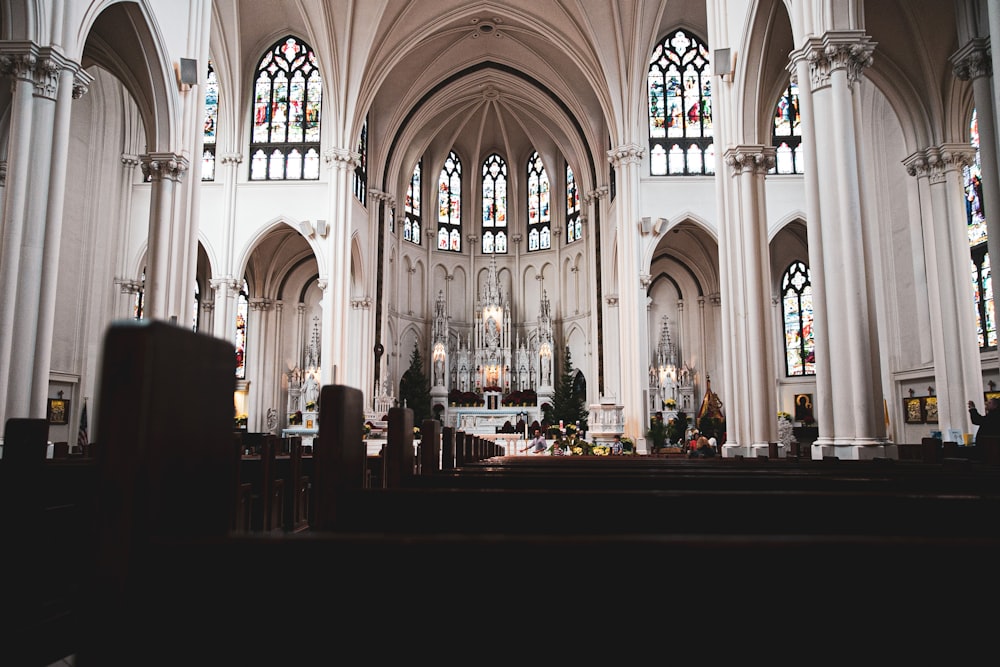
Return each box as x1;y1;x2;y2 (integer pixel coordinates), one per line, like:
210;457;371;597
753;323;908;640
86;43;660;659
792;32;876;90
210;277;239;292
605;295;619;307
585;186;609;204
121;154;141;168
724;145;776;175
219;152;243;166
324;147;361;170
607;144;645;167
511;234;523;245
114;277;143;294
903;144;976;184
141;152;190;182
951;38;991;81
248;297;272;312
351;297;373;309
639;274;652;289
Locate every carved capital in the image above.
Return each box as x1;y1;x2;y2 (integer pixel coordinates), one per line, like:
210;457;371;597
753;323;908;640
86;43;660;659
585;186;609;205
249;297;272;312
903;144;975;184
605;295;619;307
141;152;190;182
724;145;776;175
952;38;991;81
114;277;143;294
351;297;373;309
639;274;652;289
121;154;141;169
607;144;645;167
220;152;244;166
800;32;876;89
324;147;361;170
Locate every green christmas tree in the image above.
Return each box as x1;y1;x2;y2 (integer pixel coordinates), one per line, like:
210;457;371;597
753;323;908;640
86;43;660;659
543;346;588;430
399;344;431;424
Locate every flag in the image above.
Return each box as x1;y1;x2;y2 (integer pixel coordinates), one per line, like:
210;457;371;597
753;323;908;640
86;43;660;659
77;401;89;449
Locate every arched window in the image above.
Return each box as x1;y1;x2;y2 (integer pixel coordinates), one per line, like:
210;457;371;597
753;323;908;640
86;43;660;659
966;109;996;349
438;151;462;252
770;80;802;174
481;153;508;254
566;161;581;243
404;159;422;245
354;115;367;205
782;261;815;376
235;279;249;379
647;29;714;175
249;35;322;181
527;151;550;251
202;61;218;181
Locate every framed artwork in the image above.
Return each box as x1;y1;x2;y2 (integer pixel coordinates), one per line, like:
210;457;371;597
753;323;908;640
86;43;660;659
793;393;814;424
923;396;938;424
47;398;70;425
903;397;924;424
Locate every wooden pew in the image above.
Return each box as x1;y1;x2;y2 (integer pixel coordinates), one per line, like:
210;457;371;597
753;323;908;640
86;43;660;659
17;322;994;661
0;418;96;666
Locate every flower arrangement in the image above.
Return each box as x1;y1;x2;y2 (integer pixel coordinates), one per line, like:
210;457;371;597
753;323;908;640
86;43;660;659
619;436;635;454
548;425;594;455
363;421;372;439
234;414;248;429
413;426;421;440
288;410;303;425
305;401;317;412
777;411;793;421
664;398;677;410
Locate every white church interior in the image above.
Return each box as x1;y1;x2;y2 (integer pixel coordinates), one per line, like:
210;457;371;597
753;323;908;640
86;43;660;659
2;0;999;458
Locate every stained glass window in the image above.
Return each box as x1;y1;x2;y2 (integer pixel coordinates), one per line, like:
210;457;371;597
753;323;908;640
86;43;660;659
527;151;550;251
235;279;249;379
771;81;802;174
648;29;714;175
354;116;367;205
202;61;218;181
566;162;581;243
249;35;322;180
438;151;462;252
966;109;996;349
404;159;422;245
782;261;815;376
481;153;507;254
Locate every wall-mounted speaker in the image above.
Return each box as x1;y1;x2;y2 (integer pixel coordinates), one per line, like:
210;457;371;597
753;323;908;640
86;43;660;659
179;58;199;85
713;49;732;77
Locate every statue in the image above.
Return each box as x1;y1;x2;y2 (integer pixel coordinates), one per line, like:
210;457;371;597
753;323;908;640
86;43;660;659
302;374;319;410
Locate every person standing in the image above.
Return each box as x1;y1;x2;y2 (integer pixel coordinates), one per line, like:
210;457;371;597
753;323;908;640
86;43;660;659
520;429;547;454
968;398;1000;446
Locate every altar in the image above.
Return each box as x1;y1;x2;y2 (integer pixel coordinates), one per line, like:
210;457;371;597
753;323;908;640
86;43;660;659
281;426;318;448
451;407;539;435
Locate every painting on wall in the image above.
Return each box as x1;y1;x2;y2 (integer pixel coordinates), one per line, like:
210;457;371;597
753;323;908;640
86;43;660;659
903;397;923;424
923;396;938;424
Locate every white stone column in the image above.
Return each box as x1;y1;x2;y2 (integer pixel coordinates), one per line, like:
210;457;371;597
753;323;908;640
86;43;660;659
807;31;885;456
788;47;834;451
247;297;272;429
607;144;648;447
32;64;92;413
0;48;45;421
723;146;777;452
322;147;358;386
211;277;239;343
140;152;189;322
584;186;608;399
903;145;983;438
953;38;1000;373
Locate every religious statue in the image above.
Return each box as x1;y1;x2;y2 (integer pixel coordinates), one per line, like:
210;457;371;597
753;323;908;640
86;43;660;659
302;374;319;410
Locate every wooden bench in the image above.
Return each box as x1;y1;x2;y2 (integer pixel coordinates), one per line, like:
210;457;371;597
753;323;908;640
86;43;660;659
8;321;999;662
